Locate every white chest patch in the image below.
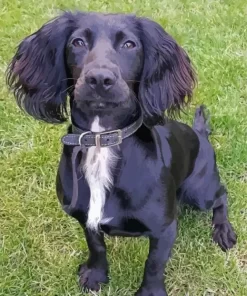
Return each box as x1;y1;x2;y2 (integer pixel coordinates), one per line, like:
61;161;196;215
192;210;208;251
82;116;117;230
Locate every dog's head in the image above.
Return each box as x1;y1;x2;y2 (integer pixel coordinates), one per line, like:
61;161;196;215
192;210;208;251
6;12;196;124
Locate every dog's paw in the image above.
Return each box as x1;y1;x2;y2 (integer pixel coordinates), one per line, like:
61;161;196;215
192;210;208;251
213;221;237;252
135;287;167;296
78;263;109;292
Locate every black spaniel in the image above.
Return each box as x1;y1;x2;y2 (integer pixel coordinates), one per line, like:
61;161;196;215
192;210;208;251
7;11;236;296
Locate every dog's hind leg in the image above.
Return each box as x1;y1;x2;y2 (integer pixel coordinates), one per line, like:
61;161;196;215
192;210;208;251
212;187;237;251
193;106;237;250
178;105;237;251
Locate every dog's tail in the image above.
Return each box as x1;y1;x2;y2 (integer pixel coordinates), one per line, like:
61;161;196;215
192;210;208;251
193;105;211;138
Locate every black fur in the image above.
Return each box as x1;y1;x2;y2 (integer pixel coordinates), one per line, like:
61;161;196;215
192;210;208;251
138;17;196;123
6;12;196;124
6;12;80;122
6;12;236;296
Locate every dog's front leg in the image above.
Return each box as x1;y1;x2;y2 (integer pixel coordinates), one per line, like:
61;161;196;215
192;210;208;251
135;220;177;296
78;227;109;292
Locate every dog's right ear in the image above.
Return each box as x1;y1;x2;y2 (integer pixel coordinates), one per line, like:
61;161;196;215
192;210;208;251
6;12;79;123
137;17;196;123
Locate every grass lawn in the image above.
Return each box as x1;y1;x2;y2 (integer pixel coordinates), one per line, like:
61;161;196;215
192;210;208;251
0;0;247;295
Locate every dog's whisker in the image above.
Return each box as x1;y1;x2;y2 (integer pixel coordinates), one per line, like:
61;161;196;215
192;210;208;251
61;77;77;82
126;79;141;83
60;85;74;95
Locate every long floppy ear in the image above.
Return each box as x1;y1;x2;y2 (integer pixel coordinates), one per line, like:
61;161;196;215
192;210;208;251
6;12;78;123
138;17;196;122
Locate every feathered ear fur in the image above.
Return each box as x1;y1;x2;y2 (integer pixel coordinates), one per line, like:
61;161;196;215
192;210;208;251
138;17;197;123
6;12;79;123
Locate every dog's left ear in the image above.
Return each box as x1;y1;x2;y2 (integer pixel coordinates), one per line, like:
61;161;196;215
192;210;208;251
138;17;196;122
6;12;79;123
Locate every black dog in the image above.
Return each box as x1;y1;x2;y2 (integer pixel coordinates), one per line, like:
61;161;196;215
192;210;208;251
7;12;237;296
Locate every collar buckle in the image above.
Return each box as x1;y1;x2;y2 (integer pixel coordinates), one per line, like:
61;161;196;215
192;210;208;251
95;129;122;148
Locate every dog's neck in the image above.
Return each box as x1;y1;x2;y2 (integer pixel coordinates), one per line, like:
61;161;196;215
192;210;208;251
71;101;140;132
70;100;141;231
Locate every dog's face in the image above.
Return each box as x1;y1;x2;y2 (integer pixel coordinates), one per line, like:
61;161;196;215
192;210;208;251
7;12;196;123
66;14;144;111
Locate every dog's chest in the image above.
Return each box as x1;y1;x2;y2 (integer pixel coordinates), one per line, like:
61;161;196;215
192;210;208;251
82;117;117;230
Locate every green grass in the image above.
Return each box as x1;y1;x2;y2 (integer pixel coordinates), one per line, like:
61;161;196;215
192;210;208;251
0;0;247;295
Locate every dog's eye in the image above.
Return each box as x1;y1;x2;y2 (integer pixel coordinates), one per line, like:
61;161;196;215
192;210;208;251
123;41;136;49
72;38;85;47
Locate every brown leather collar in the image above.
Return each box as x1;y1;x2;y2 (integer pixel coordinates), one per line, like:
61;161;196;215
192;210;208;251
61;113;143;148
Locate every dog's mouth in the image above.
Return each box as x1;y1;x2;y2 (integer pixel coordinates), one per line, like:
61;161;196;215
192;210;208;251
85;100;119;110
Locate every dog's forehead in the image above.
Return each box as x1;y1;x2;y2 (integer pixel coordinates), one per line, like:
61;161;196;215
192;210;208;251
77;13;135;33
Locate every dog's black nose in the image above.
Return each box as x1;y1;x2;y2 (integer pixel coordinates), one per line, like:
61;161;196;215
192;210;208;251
85;69;116;91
